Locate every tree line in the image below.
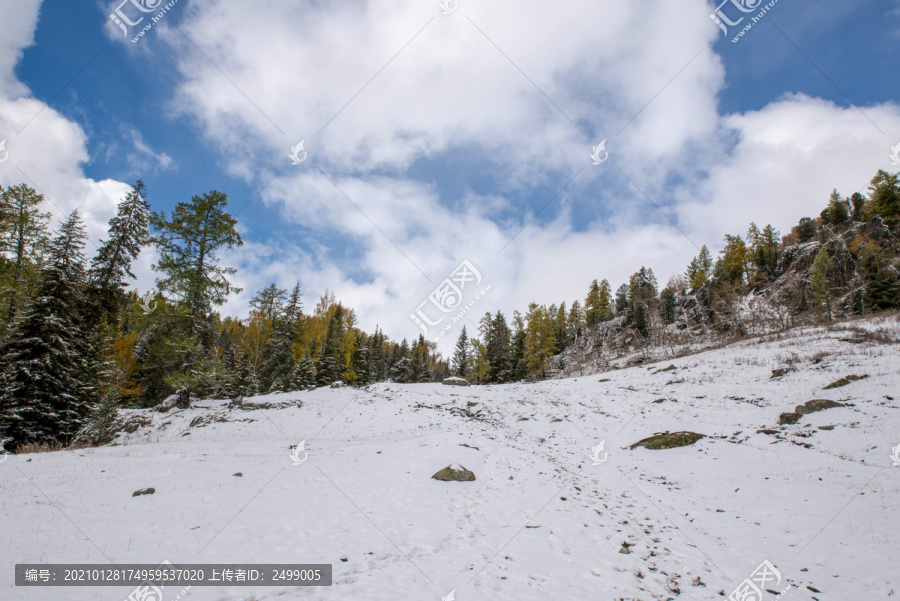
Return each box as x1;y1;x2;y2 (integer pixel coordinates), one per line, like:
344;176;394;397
1;169;898;449
449;169;900;382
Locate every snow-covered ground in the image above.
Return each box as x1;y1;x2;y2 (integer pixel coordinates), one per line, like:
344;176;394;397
2;316;899;600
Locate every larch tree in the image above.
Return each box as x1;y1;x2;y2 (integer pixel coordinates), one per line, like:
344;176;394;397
0;183;51;324
150;190;242;398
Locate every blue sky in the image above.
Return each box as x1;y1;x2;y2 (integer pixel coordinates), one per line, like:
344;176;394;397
1;0;898;351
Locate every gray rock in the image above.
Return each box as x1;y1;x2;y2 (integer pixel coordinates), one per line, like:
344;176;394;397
132;487;155;497
432;464;476;482
630;431;704;450
442;377;471;386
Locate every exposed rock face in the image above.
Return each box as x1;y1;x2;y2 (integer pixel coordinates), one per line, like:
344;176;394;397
442;377;471;386
432;464;476;482
554;216;898;380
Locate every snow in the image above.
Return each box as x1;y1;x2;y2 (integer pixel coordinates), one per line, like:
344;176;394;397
2;316;899;600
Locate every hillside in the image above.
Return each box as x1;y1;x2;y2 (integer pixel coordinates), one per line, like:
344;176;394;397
2;315;898;600
555;214;899;378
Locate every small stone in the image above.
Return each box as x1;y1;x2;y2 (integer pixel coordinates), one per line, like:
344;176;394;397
466;401;478;407
132;487;155;497
233;473;242;477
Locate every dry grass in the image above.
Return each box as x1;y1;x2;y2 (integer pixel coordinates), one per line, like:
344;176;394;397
14;440;95;455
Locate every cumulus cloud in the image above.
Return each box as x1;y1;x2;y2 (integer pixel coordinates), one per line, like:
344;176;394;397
7;0;900;356
0;1;130;250
146;0;900;353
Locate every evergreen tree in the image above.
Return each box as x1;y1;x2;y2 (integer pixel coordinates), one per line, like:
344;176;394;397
566;300;584;342
261;337;295;392
284;282;304;331
451;326;471;377
0;183;51;324
291;356;318;390
810;248;835;322
821;189;849;225
660;288;676;323
849;192;867;221
89;180;150;321
615;284;630;316
0;212;95;448
852;236;900;311
796;217;816;243
585;280;603;327
866;170;900;223
510;311;527;381
150;190;243;384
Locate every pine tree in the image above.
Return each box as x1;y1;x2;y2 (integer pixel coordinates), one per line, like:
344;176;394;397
821;189;849;225
796;217;817;243
291;356;318;390
615;284;630;316
284;282;303;331
660;288;676;323
566;300;584;342
452;326;471;377
585;280;603;327
810;248;835;322
852;237;900;311
261;337;295;392
849;192;867;221
89;180;150;321
866;170;900;223
0;212;95;448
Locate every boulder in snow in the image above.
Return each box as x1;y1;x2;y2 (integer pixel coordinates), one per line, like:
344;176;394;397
630;431;704;450
132;487;156;497
432;464;476;482
330;381;346;388
442;377;470;386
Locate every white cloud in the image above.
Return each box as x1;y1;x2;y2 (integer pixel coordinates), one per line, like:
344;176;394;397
7;0;900;359
153;0;900;354
0;1;130;251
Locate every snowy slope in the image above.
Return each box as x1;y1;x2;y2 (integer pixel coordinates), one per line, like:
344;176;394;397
2;316;899;601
